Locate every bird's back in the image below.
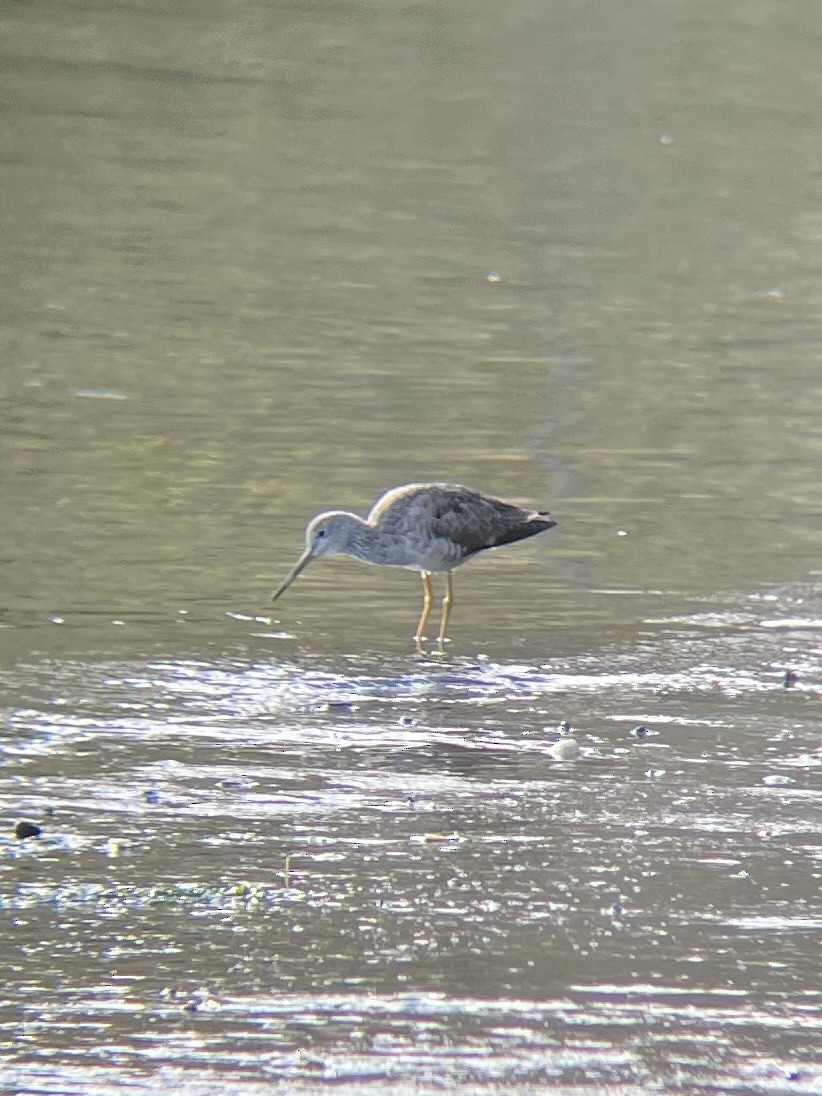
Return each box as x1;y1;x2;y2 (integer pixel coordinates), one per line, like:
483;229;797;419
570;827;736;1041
367;483;555;568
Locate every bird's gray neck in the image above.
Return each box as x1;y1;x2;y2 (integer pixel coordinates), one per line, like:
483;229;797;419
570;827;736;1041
332;514;416;567
332;514;371;559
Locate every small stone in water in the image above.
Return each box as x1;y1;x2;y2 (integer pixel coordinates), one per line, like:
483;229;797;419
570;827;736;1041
631;725;655;739
14;821;42;840
548;738;580;761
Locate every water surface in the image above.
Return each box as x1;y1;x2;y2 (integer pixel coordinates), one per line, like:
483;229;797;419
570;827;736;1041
1;0;821;1092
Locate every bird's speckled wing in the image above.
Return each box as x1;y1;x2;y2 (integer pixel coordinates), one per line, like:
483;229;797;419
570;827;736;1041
423;486;546;558
365;483;555;572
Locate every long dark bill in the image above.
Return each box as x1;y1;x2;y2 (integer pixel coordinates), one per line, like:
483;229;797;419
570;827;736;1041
272;551;313;601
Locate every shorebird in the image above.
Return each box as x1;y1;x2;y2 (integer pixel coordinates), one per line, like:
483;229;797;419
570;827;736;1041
272;483;556;651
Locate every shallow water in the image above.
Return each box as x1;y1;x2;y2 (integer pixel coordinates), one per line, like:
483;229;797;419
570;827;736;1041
3;594;821;1093
2;0;822;1092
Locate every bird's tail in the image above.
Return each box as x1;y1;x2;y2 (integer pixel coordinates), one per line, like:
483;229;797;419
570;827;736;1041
490;512;556;549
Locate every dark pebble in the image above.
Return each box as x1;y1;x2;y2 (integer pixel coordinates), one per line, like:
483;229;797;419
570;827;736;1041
14;821;42;840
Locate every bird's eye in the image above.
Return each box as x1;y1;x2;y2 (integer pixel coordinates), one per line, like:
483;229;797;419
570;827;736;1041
316;529;326;538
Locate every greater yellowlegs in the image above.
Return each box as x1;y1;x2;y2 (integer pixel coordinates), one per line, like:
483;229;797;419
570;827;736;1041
272;482;556;651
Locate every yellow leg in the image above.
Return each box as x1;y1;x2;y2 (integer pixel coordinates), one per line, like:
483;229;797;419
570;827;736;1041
415;572;434;648
437;572;454;651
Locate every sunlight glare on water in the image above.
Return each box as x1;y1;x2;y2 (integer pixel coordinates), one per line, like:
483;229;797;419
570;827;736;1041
3;589;822;1090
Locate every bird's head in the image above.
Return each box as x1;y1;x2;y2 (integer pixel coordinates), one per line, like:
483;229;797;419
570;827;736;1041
271;511;355;601
303;511;352;559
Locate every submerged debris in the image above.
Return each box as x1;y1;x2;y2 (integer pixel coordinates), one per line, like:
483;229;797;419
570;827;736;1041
548;737;581;761
321;700;358;713
631;725;655;739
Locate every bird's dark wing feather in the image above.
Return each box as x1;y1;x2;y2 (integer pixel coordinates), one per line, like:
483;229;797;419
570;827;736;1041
426;486;555;558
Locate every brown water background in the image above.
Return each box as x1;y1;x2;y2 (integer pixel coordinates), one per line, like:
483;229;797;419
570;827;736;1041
1;1;821;1092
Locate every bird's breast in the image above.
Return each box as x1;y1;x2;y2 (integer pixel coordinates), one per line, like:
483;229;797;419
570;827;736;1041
357;532;465;573
406;536;467;573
